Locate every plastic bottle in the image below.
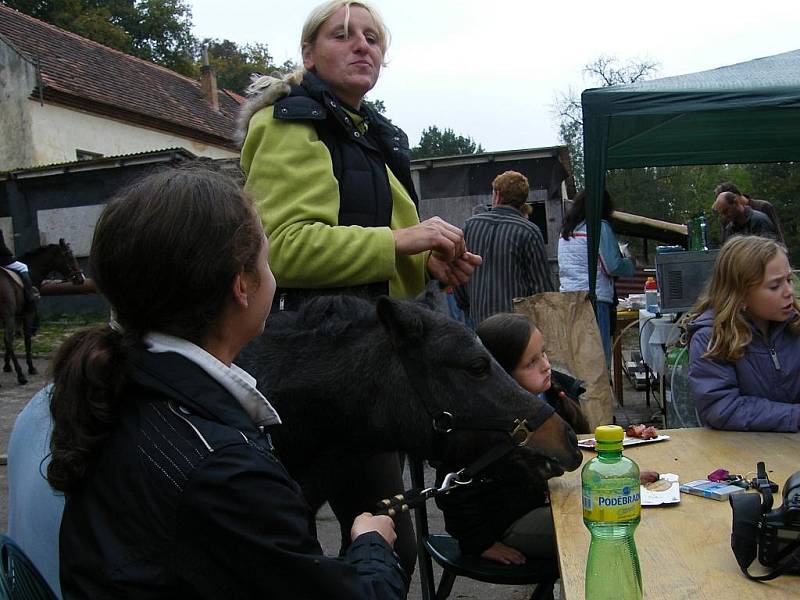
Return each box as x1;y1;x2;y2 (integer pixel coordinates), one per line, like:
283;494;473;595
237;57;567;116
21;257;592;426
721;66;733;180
699;213;709;251
644;277;658;314
582;425;642;600
665;347;700;428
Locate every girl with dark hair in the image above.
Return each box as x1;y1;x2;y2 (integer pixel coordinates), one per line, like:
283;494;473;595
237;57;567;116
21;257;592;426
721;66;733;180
435;313;587;565
558;190;634;365
47;167;407;599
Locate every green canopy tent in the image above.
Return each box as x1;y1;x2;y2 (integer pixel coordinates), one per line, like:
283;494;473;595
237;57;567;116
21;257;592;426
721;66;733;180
581;48;800;297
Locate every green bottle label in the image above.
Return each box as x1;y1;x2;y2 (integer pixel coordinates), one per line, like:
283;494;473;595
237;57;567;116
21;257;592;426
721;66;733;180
582;484;641;522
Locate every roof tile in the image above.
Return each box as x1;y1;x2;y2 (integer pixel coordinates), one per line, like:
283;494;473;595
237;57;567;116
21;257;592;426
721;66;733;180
0;5;241;146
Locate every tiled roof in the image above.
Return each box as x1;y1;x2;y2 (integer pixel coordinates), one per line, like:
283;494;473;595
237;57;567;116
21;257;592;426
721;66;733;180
0;4;242;148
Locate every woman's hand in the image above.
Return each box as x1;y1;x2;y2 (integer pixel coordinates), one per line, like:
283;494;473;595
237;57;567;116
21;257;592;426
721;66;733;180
480;541;526;565
393;217;467;260
427;252;482;287
350;512;397;547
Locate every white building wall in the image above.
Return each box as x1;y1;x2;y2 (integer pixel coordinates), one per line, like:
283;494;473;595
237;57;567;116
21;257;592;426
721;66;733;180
28;102;238;166
37;204;105;257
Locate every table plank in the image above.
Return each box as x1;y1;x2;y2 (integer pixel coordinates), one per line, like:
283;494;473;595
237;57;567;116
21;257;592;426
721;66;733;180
549;428;800;599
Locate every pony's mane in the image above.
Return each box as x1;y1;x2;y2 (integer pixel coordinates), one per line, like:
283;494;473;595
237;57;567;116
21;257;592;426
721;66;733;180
267;295;380;341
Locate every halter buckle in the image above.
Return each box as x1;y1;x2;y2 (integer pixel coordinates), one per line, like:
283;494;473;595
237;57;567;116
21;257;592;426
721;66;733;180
510;418;533;446
432;411;454;434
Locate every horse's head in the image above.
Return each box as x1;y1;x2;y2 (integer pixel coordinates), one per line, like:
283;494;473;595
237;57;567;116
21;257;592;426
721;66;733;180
376;297;582;480
58;239;85;285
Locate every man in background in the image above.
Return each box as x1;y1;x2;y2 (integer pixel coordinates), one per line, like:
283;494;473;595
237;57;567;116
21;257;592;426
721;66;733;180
712;190;777;243
455;171;553;326
713;182;783;243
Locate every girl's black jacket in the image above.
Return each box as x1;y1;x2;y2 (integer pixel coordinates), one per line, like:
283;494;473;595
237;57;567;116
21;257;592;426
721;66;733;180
59;349;408;599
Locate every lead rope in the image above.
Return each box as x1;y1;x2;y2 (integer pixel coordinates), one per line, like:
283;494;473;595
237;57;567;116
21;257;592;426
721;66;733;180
376;418;544;518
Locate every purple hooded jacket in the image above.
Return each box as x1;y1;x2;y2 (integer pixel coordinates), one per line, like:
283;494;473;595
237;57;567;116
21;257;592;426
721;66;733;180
688;309;800;432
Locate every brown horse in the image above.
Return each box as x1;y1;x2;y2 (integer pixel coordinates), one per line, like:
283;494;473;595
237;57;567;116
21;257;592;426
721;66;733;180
0;239;84;384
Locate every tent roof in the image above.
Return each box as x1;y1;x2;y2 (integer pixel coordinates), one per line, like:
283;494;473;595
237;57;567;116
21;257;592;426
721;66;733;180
604;49;800;93
581;49;800;296
582;49;800;169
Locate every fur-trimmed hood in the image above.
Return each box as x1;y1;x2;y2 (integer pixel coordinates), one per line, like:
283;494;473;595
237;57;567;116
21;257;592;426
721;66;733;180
235;70;305;146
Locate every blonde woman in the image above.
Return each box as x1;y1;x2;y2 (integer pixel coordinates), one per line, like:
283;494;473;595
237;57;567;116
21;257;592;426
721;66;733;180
237;0;480;574
686;235;800;431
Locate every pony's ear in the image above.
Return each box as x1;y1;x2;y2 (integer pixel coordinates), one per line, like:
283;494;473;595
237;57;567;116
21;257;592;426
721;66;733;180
415;279;442;312
376;296;425;345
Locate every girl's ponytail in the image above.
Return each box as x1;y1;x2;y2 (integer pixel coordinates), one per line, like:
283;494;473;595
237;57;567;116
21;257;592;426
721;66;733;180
47;326;132;492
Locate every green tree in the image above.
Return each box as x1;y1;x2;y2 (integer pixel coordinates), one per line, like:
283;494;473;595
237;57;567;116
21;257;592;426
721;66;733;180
125;0;196;74
362;98;386;114
745;162;800;262
202;39;296;94
411;126;484;159
553;56;659;190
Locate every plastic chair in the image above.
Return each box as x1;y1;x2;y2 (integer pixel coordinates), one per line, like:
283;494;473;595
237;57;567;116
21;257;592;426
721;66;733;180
0;535;58;600
409;458;558;600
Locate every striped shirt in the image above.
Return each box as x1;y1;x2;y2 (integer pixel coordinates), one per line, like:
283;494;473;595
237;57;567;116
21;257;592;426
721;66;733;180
455;205;554;325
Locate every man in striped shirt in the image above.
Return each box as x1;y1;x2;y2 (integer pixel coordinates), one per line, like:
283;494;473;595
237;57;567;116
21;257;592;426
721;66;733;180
454;171;554;327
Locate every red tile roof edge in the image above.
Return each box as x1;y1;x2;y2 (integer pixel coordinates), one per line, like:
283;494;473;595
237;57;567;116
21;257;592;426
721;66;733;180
0;4;241;144
0;4;208;88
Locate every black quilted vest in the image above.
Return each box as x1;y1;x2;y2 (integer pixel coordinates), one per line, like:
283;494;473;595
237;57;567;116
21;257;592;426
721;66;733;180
271;73;419;307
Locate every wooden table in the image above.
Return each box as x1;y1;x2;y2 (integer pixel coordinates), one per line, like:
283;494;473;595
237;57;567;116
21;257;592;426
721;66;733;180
548;428;800;599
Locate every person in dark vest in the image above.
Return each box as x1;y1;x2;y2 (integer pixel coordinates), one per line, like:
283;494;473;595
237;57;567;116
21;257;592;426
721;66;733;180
713;191;777;243
236;0;482;574
0;230;39;303
713;182;784;243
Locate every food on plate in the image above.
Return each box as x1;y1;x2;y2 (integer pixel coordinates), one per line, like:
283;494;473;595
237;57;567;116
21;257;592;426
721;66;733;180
644;479;673;492
626;424;659;440
640;470;660;485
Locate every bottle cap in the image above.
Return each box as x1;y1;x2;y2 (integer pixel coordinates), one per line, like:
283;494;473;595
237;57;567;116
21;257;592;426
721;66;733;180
594;425;624;450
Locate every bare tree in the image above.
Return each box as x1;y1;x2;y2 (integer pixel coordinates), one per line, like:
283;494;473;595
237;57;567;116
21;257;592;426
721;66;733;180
584;55;659;87
552;56;660;190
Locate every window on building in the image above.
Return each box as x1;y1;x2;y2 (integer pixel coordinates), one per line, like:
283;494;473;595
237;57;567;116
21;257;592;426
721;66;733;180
76;149;103;161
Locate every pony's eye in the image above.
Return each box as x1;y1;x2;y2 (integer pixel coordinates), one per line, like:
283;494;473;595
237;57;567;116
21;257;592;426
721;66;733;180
466;357;490;378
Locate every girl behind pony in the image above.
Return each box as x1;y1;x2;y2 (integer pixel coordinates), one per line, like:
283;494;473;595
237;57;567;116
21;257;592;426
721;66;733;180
436;313;587;566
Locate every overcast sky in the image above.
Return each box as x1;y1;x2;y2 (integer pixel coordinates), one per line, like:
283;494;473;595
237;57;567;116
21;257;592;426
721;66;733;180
189;0;799;152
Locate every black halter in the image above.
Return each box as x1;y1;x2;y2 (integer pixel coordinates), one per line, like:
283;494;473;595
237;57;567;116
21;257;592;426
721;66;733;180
375;346;557;519
396;344;555;471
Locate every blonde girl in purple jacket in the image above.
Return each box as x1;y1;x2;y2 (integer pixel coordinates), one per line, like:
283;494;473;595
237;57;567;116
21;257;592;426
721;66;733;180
686;235;800;431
